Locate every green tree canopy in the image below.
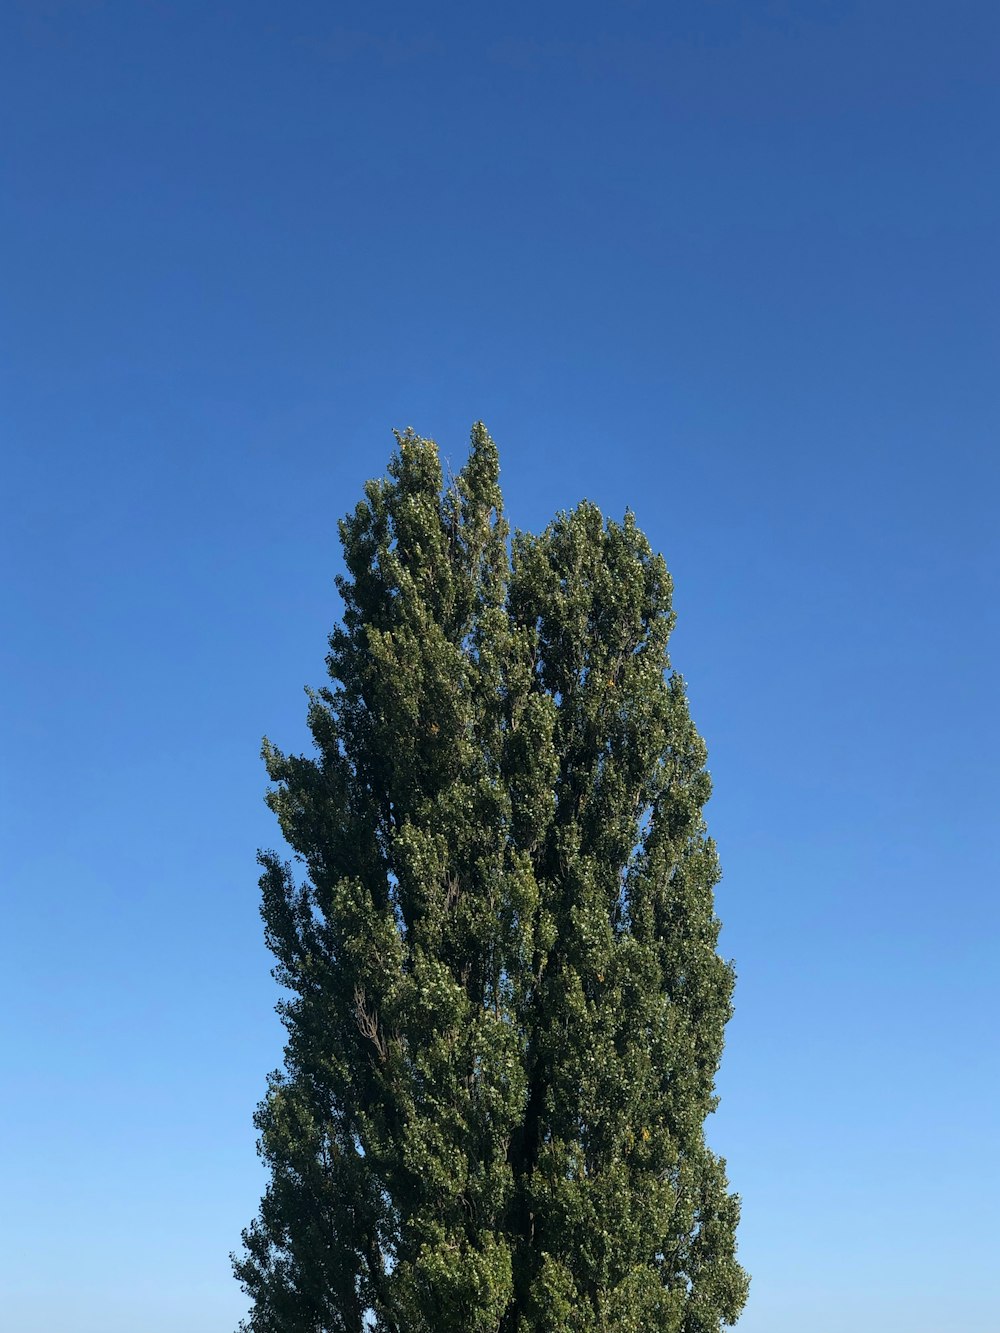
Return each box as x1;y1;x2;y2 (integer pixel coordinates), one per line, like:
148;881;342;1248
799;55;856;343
234;425;748;1333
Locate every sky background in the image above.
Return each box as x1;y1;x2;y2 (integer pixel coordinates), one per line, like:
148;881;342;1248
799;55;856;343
2;2;998;1330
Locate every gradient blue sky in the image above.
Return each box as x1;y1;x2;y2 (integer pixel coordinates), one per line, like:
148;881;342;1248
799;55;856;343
2;2;998;1330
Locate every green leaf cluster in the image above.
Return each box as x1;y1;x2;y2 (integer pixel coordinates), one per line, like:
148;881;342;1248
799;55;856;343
234;426;748;1332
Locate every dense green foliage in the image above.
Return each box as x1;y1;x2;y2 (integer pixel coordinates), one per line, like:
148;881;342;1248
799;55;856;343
234;426;748;1332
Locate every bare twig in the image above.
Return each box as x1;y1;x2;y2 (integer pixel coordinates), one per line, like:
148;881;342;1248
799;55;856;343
353;985;388;1061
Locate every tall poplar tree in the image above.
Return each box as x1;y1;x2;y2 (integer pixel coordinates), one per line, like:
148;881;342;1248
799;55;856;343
234;425;748;1333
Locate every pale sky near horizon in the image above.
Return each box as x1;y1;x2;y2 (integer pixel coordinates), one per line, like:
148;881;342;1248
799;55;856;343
2;3;998;1331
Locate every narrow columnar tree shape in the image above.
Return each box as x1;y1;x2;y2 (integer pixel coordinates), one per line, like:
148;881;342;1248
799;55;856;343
234;426;748;1333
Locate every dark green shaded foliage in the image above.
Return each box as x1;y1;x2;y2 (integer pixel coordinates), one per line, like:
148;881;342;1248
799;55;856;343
234;426;748;1332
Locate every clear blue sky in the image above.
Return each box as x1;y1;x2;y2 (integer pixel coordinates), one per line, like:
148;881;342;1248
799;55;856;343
2;2;997;1330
